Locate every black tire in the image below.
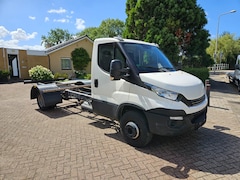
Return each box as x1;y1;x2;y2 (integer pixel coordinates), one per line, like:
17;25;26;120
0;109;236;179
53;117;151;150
238;80;240;92
37;93;46;110
120;111;152;147
37;94;55;110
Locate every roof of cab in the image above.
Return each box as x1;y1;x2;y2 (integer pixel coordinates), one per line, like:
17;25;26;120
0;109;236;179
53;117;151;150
94;37;158;47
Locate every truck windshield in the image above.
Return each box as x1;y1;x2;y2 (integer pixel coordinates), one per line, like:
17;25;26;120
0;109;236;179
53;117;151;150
121;42;175;73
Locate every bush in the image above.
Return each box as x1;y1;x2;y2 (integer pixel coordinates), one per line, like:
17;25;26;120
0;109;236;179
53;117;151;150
29;65;54;81
75;71;91;80
84;73;91;80
54;72;68;80
0;70;10;82
182;67;209;82
71;48;90;71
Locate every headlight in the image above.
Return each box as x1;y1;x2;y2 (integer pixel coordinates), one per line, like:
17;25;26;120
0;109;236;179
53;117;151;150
145;83;179;101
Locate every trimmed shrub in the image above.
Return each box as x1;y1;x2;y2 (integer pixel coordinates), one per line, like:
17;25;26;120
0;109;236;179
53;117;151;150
71;48;91;71
0;70;10;82
54;72;68;80
183;67;209;82
29;65;54;81
75;71;91;80
84;73;91;80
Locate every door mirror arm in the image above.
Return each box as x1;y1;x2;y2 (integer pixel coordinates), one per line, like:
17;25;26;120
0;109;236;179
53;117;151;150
120;67;130;78
110;59;130;80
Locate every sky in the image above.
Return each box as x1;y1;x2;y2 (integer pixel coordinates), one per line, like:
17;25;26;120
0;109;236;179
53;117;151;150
0;0;239;50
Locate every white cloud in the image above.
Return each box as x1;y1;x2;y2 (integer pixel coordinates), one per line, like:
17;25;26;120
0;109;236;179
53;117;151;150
29;16;36;20
22;44;45;50
75;18;86;30
10;28;37;40
45;17;50;22
0;39;44;50
70;11;74;14
0;39;20;49
48;7;66;14
0;26;10;38
0;26;42;50
53;19;70;23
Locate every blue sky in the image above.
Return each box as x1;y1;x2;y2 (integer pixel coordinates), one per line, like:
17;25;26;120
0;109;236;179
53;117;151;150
0;0;239;50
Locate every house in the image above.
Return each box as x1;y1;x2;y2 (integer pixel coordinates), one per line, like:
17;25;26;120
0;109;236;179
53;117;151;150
0;35;93;80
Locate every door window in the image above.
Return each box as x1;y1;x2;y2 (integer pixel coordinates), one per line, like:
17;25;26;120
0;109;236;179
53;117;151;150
98;43;125;72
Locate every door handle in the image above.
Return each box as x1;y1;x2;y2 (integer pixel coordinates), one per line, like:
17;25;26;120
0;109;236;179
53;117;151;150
94;79;98;87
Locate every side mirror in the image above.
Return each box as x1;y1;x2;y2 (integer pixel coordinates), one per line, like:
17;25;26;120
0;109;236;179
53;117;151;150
110;59;123;80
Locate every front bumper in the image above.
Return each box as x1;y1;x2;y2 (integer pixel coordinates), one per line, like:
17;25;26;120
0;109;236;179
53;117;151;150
145;106;207;136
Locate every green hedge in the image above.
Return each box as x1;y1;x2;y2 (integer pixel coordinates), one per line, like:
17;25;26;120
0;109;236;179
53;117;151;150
182;67;209;82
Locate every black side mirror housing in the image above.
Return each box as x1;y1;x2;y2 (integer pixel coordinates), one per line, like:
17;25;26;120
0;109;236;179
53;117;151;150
110;59;123;80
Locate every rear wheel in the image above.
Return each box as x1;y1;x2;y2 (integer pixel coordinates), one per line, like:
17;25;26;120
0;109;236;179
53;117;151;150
37;93;46;110
120;111;152;147
37;93;55;110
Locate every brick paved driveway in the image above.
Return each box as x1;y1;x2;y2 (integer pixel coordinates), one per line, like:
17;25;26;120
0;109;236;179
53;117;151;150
1;71;240;180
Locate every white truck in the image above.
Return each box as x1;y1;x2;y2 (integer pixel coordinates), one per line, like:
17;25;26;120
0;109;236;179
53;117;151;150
30;37;208;147
227;55;240;91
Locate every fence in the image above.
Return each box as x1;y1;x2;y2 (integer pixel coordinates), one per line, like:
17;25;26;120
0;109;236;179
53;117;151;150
209;64;229;71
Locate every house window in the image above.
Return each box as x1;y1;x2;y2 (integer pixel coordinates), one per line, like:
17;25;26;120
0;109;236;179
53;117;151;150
61;58;72;70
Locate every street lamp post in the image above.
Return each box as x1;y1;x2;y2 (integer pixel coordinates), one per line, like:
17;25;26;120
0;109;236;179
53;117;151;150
214;10;236;65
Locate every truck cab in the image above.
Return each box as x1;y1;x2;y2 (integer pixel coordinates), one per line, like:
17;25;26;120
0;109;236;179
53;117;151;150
91;37;208;147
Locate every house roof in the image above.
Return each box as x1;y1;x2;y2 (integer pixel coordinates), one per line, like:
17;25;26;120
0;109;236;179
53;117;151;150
45;35;93;54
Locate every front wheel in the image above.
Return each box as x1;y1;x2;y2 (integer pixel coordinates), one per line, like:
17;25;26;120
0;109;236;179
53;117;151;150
120;111;152;147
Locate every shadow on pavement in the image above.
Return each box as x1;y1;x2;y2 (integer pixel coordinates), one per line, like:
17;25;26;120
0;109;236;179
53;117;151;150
105;126;240;178
210;78;239;95
35;102;92;119
36;108;72;119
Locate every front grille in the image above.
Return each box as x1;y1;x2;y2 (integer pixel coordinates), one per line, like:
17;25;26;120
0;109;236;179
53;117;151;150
178;95;205;107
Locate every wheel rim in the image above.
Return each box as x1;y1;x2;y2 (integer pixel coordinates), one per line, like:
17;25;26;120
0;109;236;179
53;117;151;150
125;122;140;139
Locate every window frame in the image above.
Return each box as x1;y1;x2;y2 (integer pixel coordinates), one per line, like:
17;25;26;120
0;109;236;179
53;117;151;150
61;57;72;70
98;43;126;72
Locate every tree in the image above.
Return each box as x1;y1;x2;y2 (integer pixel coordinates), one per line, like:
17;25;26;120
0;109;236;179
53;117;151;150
71;48;90;71
76;19;125;40
41;28;73;48
207;32;240;68
124;0;211;67
98;18;125;37
76;27;99;40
